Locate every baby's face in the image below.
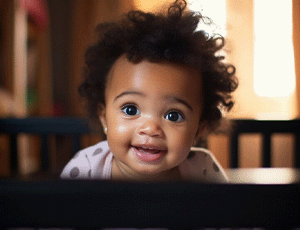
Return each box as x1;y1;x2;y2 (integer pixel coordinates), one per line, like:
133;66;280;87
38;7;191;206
99;56;204;180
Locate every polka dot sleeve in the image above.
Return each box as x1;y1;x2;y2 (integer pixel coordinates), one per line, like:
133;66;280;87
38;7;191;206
179;147;229;182
60;151;92;179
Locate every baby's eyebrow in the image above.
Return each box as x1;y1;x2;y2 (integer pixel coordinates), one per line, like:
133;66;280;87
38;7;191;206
114;91;146;101
165;96;193;112
114;91;193;112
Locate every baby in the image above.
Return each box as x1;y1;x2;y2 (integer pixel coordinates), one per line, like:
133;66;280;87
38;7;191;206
61;0;238;182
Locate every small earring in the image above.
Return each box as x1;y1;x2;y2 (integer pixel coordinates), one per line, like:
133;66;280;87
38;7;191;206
104;127;107;134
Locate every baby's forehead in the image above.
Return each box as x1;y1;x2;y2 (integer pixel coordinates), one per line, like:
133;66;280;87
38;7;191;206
104;55;203;106
107;54;201;83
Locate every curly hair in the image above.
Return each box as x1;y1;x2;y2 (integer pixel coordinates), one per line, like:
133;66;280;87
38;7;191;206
79;0;238;135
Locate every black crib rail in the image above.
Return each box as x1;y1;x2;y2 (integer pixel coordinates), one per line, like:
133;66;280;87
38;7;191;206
0;117;92;174
230;119;300;168
1;179;300;229
1;118;300;175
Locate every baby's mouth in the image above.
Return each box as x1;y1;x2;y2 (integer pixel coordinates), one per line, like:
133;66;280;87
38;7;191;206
132;145;167;162
135;146;161;154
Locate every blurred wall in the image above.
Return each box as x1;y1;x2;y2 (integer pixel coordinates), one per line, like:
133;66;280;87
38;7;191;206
135;0;175;11
209;0;297;168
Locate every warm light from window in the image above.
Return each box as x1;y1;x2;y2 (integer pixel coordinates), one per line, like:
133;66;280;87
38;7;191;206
254;0;295;97
188;0;226;37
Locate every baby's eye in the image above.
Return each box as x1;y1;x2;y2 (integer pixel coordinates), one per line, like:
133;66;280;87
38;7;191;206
165;111;184;122
122;105;140;116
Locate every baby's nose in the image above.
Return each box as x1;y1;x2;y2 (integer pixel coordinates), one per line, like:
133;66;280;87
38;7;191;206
138;118;163;137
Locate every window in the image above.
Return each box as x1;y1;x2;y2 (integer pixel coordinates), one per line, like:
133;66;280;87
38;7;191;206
254;0;295;97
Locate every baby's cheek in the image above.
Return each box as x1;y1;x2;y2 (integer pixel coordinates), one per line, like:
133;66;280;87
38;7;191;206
108;115;127;134
172;127;195;144
109;119;134;146
167;133;191;156
115;124;128;134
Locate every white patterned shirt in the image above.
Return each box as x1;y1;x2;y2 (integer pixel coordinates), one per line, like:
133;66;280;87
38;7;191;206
60;140;228;182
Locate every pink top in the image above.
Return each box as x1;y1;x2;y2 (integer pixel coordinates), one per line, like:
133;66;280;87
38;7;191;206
60;140;228;182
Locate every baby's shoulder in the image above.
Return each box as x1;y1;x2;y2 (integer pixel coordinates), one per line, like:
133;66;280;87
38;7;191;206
180;147;229;182
60;140;110;179
75;140;109;158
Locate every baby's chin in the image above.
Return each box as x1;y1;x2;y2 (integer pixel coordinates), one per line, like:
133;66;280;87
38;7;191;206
131;165;181;181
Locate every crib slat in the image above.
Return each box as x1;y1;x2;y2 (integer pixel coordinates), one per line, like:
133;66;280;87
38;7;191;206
262;132;271;167
295;133;300;168
72;134;81;156
41;134;49;171
230;133;239;168
10;134;18;174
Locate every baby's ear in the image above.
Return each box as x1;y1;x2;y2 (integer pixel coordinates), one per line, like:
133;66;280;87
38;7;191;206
98;104;107;129
194;121;208;146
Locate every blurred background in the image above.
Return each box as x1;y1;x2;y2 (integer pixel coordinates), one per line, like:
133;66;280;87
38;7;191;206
0;0;300;176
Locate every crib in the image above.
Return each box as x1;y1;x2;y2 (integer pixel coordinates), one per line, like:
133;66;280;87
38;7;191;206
1;117;300;175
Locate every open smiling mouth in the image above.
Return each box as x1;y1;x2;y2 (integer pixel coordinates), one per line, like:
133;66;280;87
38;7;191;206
136;147;161;154
132;146;167;162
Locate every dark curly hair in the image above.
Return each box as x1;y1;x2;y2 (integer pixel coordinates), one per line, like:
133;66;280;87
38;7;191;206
79;0;238;136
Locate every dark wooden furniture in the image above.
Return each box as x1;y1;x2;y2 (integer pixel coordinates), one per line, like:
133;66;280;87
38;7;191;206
230;119;300;168
1;168;300;229
1;118;300;175
0;117;91;174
